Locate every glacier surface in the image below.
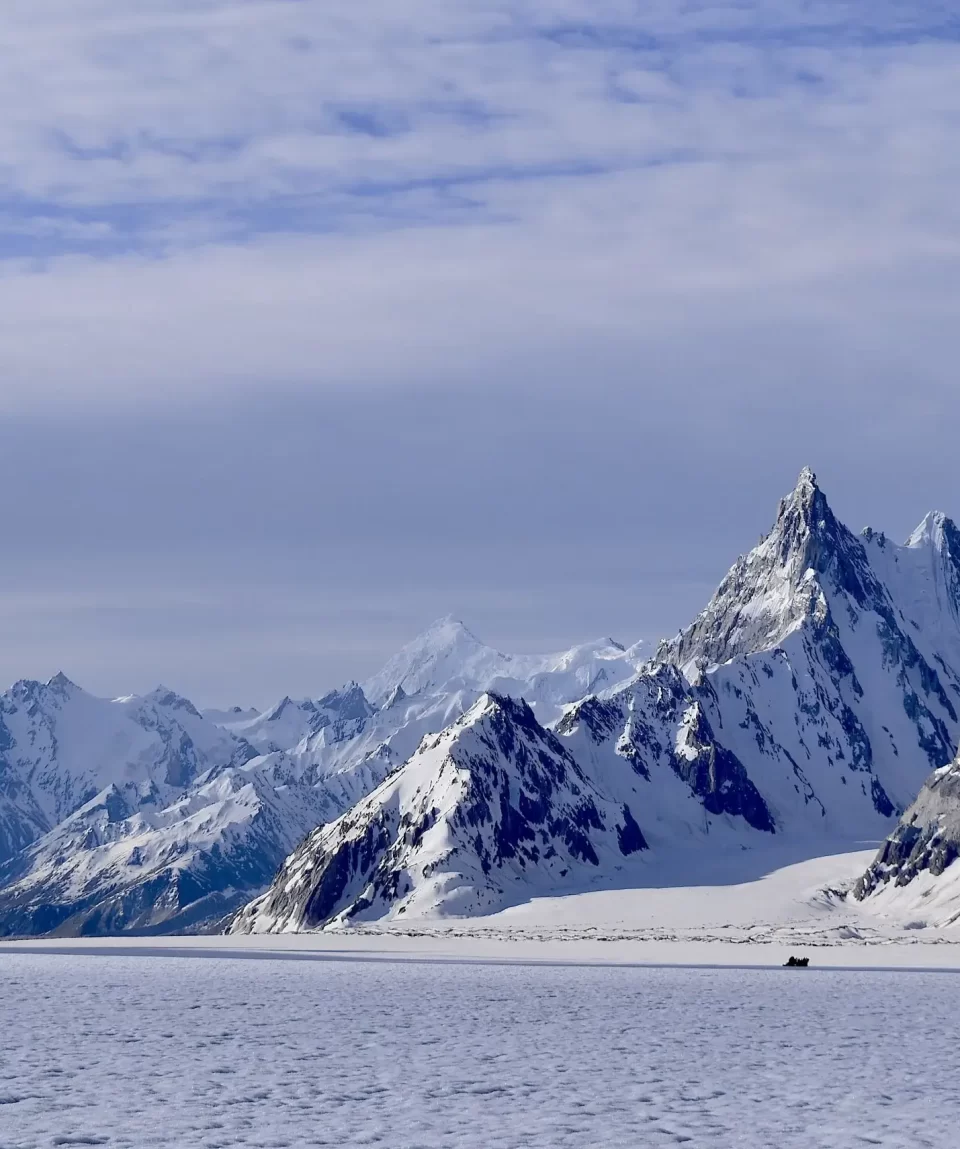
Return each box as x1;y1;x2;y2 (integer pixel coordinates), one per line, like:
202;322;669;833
0;949;957;1148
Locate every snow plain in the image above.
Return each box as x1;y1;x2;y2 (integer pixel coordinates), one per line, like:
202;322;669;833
1;947;958;1149
3;849;959;1148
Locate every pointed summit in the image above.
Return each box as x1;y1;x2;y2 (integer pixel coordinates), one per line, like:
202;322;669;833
779;467;823;521
768;467;835;566
315;681;375;723
667;468;882;671
417;615;485;647
383;682;408;709
362;616;493;705
764;467;884;608
787;465;818;507
230;687;646;933
907;510;960;553
263;695;296;721
47;671;78;692
139;685;202;717
900;510;960;627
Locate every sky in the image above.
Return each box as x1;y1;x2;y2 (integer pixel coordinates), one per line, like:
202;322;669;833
1;0;959;706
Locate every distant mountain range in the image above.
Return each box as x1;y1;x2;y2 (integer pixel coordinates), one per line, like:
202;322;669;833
3;468;960;938
0;617;643;934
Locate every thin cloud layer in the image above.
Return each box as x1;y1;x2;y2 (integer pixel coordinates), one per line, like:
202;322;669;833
0;0;957;402
1;1;959;703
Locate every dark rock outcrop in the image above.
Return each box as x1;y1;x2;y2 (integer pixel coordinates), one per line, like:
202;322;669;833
855;754;960;899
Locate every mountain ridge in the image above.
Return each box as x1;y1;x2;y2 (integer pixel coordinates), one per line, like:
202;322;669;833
5;469;960;937
232;470;960;933
230;691;652;933
853;750;960;926
0;626;648;935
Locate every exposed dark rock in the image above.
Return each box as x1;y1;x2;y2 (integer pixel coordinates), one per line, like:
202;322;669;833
616;805;647;855
671;704;775;834
855;755;960;899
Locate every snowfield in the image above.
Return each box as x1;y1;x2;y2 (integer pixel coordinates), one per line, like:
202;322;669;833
1;947;958;1148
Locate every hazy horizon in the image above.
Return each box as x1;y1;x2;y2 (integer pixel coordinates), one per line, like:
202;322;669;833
3;442;957;709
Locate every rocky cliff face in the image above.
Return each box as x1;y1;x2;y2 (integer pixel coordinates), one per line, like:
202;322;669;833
554;663;776;834
855;753;960;902
662;469;960;822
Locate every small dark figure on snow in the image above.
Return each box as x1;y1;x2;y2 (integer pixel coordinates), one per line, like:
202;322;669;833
783;955;810;968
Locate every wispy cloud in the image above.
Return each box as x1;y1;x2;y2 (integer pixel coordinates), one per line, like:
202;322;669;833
0;0;958;402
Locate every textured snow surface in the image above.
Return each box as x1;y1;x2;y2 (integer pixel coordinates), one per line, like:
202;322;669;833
1;952;958;1149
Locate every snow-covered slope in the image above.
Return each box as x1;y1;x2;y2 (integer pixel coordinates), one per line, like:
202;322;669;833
230;693;651;933
203;621;648;861
662;468;960;823
8;468;960;937
853;749;960;926
0;760;341;936
234;470;960;932
0;677;335;934
572;469;960;847
224;684;376;755
0;676;256;866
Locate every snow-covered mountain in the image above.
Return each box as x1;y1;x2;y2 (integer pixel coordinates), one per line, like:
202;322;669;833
656;467;960;828
0;677;332;935
7;467;960;938
0;675;256;867
0;627;646;935
233;470;960;932
222;684;376;755
852;749;960;926
0;761;339;936
230;693;650;933
257;622;647;811
362;616;643;717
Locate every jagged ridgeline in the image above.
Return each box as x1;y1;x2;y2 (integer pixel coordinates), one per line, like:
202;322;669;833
0;628;645;935
3;469;960;937
232;469;960;932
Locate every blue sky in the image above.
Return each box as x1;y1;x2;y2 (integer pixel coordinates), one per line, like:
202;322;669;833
1;1;959;704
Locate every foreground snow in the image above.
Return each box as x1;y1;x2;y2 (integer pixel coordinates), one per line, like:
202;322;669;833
1;949;958;1149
